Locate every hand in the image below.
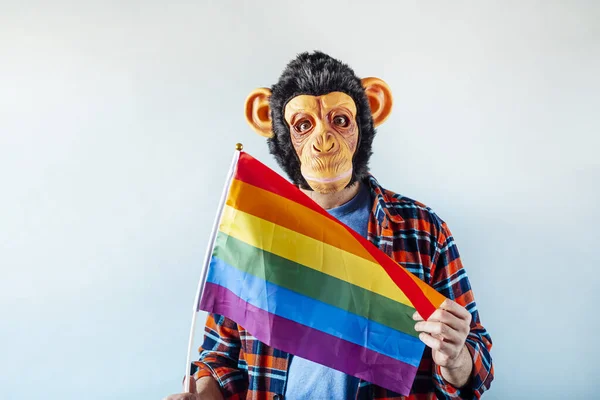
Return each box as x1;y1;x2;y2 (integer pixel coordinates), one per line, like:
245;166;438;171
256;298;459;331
162;376;200;400
413;299;472;370
162;393;200;400
162;376;223;400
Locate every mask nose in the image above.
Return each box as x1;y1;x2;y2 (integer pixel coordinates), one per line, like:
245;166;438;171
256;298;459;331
313;131;336;153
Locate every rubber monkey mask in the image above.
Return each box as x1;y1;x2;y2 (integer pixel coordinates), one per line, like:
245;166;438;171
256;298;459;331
244;51;393;194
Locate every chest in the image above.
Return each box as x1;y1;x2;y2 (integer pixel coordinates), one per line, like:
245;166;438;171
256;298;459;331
367;217;436;285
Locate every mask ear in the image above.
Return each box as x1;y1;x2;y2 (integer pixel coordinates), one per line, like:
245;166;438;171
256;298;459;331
361;77;393;127
244;88;273;138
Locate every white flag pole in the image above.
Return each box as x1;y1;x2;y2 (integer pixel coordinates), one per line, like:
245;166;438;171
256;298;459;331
183;143;243;393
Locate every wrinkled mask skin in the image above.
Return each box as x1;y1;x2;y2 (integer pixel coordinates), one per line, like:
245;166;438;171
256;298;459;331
284;92;358;193
244;51;393;194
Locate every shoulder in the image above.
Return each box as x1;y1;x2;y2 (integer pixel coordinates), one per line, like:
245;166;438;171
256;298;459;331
368;176;449;238
386;187;444;224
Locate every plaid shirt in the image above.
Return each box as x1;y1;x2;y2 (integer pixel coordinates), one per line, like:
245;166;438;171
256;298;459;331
192;175;494;399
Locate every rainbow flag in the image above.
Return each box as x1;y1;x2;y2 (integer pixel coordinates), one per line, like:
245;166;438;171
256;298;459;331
197;151;445;395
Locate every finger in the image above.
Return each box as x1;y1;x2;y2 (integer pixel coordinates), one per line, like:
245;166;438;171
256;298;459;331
419;333;463;361
414;321;461;343
426;309;464;331
418;332;445;352
440;299;472;321
412;311;424;321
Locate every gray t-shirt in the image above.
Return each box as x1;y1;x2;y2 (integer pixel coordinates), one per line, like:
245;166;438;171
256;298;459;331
285;183;371;399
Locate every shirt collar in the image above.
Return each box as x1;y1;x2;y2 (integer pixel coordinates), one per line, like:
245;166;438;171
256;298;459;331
366;175;405;225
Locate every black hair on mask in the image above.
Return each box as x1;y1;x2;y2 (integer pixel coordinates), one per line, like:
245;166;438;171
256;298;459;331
268;51;376;190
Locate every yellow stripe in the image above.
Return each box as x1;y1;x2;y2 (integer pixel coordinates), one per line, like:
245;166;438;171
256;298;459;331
227;179;377;264
219;205;414;308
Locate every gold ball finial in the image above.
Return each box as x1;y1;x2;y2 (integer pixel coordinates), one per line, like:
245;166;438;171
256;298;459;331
235;143;244;151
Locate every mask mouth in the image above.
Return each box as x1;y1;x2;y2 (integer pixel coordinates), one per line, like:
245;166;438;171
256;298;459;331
302;168;352;184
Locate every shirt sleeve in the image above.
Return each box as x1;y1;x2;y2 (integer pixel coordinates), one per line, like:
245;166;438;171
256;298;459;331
192;313;248;400
429;221;494;399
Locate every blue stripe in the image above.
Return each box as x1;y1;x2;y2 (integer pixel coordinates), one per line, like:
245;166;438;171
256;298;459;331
206;256;424;367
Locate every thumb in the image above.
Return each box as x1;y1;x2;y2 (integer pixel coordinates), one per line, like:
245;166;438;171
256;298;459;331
181;376;197;393
188;376;197;393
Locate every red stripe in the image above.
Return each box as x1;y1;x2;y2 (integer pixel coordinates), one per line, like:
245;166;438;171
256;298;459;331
235;152;437;319
236;152;329;217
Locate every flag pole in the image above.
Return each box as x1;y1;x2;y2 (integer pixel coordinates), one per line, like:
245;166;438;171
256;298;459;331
183;143;243;393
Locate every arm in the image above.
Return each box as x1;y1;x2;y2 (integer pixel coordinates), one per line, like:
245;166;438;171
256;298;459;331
192;313;248;400
416;221;494;399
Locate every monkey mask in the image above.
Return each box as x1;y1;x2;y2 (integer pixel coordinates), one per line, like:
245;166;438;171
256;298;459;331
244;51;393;194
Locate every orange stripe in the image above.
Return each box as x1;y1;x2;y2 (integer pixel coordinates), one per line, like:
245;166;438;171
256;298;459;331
405;271;446;309
226;178;376;263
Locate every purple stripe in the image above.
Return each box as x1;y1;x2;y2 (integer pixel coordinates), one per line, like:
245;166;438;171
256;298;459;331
200;282;418;396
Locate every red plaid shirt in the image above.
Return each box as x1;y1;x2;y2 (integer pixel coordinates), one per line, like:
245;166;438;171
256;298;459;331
192;176;494;399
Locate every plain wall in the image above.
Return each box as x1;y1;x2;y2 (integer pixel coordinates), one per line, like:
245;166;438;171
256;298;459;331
1;1;599;399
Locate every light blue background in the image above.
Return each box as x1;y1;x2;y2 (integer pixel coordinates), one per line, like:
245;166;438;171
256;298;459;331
1;1;598;399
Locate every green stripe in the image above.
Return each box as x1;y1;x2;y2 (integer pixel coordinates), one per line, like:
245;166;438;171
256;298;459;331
214;233;419;338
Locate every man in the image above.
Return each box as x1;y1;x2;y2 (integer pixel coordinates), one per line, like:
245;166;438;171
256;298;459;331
164;51;493;400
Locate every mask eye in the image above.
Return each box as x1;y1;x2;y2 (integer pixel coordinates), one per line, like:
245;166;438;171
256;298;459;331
333;115;349;128
295;120;312;133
